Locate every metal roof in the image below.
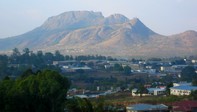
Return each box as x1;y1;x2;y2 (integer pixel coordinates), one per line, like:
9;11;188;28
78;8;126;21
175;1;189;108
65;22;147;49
170;85;197;91
126;104;168;111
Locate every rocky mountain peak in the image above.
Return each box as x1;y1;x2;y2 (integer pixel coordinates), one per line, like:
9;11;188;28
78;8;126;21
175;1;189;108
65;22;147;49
127;18;156;37
104;14;129;25
41;11;104;30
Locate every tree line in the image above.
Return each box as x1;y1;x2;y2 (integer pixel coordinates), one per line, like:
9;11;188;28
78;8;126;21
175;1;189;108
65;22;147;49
0;48;116;78
10;48;113;64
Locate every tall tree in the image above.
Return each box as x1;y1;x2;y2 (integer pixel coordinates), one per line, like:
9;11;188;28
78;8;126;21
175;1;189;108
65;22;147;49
166;82;173;95
54;50;64;61
123;65;131;75
21;48;31;64
12;48;21;57
114;63;123;72
44;52;54;64
10;48;21;64
23;48;30;55
0;55;8;72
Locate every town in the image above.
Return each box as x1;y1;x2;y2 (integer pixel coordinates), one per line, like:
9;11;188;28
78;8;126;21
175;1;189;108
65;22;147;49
1;48;197;111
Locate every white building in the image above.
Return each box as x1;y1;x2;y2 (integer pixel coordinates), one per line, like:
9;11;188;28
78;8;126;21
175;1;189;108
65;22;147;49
148;88;166;96
173;82;191;87
170;85;197;96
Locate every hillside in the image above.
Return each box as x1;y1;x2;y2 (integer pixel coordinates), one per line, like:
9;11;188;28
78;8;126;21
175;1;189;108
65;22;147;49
0;11;197;57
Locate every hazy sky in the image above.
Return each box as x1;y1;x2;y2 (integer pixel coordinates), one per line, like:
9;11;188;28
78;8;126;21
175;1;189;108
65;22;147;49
0;0;197;38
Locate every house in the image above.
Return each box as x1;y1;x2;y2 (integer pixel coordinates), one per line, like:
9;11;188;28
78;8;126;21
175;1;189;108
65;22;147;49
132;88;166;96
171;100;197;112
53;60;77;66
170;85;197;96
61;65;92;72
148;88;166;96
126;104;168;112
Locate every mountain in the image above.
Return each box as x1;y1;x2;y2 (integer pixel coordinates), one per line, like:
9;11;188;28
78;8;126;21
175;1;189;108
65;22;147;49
0;11;197;57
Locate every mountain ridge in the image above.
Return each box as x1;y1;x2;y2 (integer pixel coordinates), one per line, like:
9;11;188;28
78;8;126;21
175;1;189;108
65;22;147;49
0;11;197;57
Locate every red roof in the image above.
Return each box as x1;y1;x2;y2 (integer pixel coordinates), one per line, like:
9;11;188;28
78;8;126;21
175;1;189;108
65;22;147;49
171;100;197;111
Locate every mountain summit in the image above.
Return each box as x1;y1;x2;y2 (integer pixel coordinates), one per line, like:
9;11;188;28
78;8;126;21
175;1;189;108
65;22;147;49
41;11;104;30
0;11;197;57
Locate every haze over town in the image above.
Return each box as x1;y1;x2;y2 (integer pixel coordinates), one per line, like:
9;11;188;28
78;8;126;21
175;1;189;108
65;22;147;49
0;0;197;38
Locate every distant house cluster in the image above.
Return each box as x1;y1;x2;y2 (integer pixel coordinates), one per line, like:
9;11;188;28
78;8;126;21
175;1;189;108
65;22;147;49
132;82;197;97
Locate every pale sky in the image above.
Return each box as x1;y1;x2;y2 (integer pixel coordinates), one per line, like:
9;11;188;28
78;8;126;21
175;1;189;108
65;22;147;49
0;0;197;38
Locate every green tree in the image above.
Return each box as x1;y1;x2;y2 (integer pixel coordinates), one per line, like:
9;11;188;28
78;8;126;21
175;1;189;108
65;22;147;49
12;48;21;57
0;55;8;72
192;79;197;86
114;63;123;72
65;97;93;112
10;48;21;64
93;98;105;112
21;48;31;64
0;77;14;111
44;52;54;64
23;48;30;55
123;65;131;75
190;90;197;100
0;69;70;112
54;50;64;61
181;66;197;82
136;85;149;97
166;82;173;95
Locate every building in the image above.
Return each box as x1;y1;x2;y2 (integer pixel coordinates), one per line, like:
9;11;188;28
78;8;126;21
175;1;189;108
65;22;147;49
171;100;197;112
132;89;150;96
132;88;166;96
173;82;192;87
53;60;77;66
61;65;92;72
148;88;166;96
170;85;197;96
126;104;168;112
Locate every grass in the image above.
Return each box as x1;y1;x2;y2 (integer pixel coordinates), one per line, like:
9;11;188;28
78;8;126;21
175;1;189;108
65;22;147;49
91;92;190;106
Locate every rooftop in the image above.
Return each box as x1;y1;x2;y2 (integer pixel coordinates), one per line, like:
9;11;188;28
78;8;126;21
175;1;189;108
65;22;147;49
126;104;168;111
170;85;197;91
171;100;197;112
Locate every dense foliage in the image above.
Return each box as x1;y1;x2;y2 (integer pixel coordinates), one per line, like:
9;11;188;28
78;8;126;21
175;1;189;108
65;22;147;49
0;69;70;112
181;66;197;83
190;90;197;100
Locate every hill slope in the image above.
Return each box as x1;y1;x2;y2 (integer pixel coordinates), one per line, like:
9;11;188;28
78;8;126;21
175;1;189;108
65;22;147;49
0;11;197;57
